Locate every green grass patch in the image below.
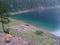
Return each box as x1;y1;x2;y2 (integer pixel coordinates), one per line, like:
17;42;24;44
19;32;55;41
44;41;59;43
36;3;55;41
35;30;43;35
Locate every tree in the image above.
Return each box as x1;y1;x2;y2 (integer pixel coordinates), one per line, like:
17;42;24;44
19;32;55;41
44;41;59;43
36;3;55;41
0;1;10;33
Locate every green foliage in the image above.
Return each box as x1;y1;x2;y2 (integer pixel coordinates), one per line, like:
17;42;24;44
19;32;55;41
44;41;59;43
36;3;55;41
35;30;43;35
3;18;10;24
0;1;10;33
0;2;8;14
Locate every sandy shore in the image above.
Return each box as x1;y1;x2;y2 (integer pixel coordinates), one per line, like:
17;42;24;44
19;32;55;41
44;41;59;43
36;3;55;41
9;10;32;15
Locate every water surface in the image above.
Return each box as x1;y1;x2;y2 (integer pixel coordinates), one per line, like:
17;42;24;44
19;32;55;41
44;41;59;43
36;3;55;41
11;8;60;32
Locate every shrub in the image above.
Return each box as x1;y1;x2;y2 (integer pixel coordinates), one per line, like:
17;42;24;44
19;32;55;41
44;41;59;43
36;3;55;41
35;30;43;35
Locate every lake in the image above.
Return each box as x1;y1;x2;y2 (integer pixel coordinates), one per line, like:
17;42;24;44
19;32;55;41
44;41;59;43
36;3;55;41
11;8;60;36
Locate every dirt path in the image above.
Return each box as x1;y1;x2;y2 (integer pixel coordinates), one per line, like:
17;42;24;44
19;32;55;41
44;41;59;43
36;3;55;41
0;33;29;45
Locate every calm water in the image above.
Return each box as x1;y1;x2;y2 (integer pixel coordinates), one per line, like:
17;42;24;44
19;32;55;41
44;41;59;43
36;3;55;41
11;8;60;32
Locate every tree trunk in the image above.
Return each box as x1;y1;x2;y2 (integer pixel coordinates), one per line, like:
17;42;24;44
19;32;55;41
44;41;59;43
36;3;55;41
1;17;5;32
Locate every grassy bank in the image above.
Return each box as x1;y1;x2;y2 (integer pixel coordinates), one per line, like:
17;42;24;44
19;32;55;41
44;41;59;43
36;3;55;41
10;28;58;45
9;18;60;45
0;18;60;45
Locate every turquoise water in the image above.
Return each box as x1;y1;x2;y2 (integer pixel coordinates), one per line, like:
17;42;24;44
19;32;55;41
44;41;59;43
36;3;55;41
11;8;60;32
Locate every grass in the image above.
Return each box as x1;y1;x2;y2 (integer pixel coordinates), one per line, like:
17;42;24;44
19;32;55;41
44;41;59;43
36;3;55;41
10;29;54;45
0;23;2;32
35;30;43;35
0;18;59;45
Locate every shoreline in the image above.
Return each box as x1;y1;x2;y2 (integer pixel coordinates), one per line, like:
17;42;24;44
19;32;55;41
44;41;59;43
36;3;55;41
9;10;32;15
10;18;60;38
10;18;60;39
20;20;60;38
51;29;60;37
9;6;60;16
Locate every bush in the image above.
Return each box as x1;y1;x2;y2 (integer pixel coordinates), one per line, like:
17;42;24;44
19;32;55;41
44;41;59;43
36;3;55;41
35;30;43;35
